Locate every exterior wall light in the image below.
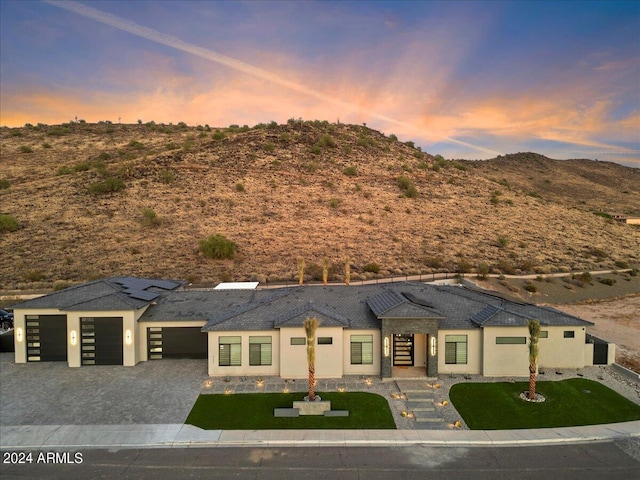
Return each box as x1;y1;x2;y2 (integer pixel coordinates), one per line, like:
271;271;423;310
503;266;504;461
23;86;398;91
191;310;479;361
430;336;437;356
16;328;23;343
125;329;132;345
70;330;77;346
383;336;390;357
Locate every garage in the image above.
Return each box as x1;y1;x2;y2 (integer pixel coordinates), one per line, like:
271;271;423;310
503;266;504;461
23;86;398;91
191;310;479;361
25;314;67;362
148;327;208;359
81;317;123;365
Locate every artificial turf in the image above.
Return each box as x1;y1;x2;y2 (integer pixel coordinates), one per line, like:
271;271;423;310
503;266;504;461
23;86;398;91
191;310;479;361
449;378;640;430
185;391;396;429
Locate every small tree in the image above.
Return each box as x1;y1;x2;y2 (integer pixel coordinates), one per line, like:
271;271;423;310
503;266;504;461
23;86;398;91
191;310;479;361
527;319;541;400
304;316;319;401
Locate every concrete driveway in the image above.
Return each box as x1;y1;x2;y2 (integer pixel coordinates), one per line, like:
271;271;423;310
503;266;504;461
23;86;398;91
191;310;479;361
0;353;208;425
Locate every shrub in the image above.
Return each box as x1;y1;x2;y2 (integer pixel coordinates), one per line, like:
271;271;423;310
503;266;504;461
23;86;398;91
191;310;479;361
397;175;418;197
497;235;509;248
388;134;398;142
159;169;175;184
23;270;45;282
364;263;380;274
574;272;593;286
235;182;245;192
315;134;336;148
199;234;236;260
127;140;145;150
57;166;73;175
42;142;52;149
87;176;125;194
73;162;90;172
477;263;490;280
614;260;629;269
166;142;180;150
457;260;473;274
18;145;33;154
212;130;226;141
343;166;357;176
53;281;71;291
141;208;161;227
523;283;537;293
309;145;322;155
263;142;276;153
98;152;111;161
0;179;10;189
598;278;616;286
0;214;19;232
328;198;340;209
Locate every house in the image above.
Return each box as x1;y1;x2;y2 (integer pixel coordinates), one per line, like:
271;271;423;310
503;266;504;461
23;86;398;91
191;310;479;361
11;277;612;378
612;214;640;225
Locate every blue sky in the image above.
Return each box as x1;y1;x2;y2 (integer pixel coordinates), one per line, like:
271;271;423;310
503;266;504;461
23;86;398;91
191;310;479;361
1;0;638;165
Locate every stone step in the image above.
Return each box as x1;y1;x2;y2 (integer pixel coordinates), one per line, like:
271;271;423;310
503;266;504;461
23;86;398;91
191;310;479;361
415;416;446;423
405;392;435;401
407;400;435;409
407;405;436;413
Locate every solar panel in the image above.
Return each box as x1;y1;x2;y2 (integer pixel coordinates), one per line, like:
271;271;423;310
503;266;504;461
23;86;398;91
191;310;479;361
123;288;159;302
470;305;501;325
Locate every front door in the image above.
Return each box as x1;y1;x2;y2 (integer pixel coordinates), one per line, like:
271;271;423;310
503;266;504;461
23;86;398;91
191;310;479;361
393;334;414;366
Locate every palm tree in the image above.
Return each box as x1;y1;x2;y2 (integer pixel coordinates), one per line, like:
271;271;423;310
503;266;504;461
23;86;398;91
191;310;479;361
297;257;305;285
322;258;329;286
527;319;541;400
345;257;351;286
304;316;319;401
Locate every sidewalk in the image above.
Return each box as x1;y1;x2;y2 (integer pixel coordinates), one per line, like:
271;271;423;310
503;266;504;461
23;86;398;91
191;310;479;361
2;421;639;450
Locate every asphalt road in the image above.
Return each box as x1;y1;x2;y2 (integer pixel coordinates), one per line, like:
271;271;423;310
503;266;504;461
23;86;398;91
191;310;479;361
2;440;639;480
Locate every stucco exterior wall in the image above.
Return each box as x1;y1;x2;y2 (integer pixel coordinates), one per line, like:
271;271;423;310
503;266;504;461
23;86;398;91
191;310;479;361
342;329;380;376
437;329;482;375
278;327;345;379
482;326;590;376
208;330;281;377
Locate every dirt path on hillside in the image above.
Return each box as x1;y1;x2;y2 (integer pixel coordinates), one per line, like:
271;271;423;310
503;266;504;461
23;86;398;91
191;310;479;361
553;295;640;373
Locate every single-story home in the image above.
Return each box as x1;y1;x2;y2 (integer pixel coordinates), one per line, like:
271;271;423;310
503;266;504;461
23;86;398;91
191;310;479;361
11;277;613;378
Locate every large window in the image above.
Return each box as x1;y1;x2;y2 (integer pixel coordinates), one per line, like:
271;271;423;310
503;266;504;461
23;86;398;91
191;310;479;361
350;335;373;365
249;336;272;366
219;336;241;366
496;337;526;344
445;335;467;364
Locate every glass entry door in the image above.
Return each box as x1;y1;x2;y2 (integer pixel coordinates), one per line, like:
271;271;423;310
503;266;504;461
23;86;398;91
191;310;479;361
393;334;414;366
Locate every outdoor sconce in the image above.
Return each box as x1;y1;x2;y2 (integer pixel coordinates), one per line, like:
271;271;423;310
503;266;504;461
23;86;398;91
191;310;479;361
125;329;132;345
430;336;437;356
383;336;390;357
16;328;23;343
70;330;77;346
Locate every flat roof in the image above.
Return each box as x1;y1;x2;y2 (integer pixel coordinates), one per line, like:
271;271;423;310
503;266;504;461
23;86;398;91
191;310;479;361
213;282;259;290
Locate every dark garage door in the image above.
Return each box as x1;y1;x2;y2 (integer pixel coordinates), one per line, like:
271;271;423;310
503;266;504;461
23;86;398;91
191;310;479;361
26;315;67;362
148;327;207;359
81;317;123;365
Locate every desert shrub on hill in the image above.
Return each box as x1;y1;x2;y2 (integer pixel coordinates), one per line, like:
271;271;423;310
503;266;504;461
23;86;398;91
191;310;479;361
199;234;236;260
0;214;19;232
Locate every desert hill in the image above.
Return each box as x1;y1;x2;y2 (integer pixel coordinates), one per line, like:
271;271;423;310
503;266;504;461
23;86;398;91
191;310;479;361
1;120;638;290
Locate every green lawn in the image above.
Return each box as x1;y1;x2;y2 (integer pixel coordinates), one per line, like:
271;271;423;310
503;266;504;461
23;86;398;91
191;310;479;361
186;391;396;429
450;378;640;430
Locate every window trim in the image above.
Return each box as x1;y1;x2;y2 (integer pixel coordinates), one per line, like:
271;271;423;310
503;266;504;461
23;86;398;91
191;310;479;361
444;335;467;365
563;330;575;338
249;336;272;366
219;336;241;367
350;334;373;365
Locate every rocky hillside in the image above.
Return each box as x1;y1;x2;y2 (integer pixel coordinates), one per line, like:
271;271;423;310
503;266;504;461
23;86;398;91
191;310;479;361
1;120;639;290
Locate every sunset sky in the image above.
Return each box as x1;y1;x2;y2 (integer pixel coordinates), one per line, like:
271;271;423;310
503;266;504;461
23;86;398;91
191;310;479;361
1;0;638;165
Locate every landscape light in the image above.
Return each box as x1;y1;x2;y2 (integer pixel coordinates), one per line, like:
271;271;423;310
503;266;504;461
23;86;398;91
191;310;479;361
383;337;390;357
430;336;437;356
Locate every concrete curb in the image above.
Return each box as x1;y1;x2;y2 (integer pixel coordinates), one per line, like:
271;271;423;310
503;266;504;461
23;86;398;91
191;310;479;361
2;421;639;450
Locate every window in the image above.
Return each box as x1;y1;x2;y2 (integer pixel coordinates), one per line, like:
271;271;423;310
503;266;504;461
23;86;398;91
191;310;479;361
445;335;467;364
318;337;333;345
539;331;548;338
219;336;241;366
563;330;575;338
290;337;305;345
350;335;373;364
496;337;526;344
249;336;272;366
